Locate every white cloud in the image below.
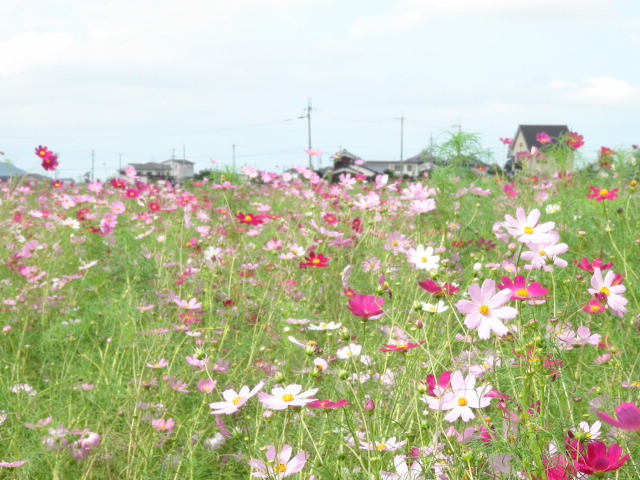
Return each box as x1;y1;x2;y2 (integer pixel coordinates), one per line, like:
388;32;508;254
351;0;622;36
549;76;640;106
0;31;74;75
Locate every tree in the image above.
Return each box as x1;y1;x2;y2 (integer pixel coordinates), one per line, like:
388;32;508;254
437;129;493;168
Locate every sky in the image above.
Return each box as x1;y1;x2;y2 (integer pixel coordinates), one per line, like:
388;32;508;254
1;0;639;181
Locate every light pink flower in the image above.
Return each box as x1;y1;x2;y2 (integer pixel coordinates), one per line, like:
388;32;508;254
359;436;406;451
503;207;556;244
381;455;425;480
427;371;492;422
152;418;175;433
174;297;203;310
248;444;308;479
209;381;264;415
258;384;319;410
455;279;518;339
588;268;628;317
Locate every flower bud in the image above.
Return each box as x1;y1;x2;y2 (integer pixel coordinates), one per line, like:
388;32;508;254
273;371;285;384
263;410;274;421
363;399;375;413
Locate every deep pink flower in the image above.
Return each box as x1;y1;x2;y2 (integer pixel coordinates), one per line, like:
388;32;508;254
347;294;384;320
418;278;459;296
574;257;613;272
422;371;452;397
497;275;548;300
379;341;425;352
499;137;513;145
536;132;551;144
597;401;640;431
587;186;619;201
568;439;629;475
307;399;352;410
299;251;329;268
565;131;584;149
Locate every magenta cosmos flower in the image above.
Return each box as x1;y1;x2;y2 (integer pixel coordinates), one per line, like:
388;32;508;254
258;384;319;410
248;445;308;479
455;279;518;339
497;275;548;300
569;439;629;475
587;186;619;201
597;401;640;431
347;294;384;320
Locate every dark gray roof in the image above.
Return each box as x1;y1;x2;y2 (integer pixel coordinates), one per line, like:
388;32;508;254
515;125;569;150
162;159;194;165
129;162;166;170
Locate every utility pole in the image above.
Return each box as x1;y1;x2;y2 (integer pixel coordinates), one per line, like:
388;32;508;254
396;113;405;161
232;144;236;171
91;150;95;182
119;153;122;173
305;98;313;170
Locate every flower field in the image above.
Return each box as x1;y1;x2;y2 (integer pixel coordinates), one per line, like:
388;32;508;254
1;144;640;479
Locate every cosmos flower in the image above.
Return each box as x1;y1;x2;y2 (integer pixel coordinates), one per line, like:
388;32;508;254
503;207;556;244
209;381;265;415
455;279;518;339
347;294;384;320
258;384;319;410
587;186;619;201
408;245;440;271
497;275;548;300
427;371;492;422
248;445;308;479
597;402;640;431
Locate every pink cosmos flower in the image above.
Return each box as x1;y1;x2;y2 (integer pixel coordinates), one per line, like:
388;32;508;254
588;268;628;317
307;399;352;410
597;402;640;431
258;384;319;410
0;460;27;468
146;358;169;369
587;186;619;201
347;294;385;320
359;437;406;452
497;275;548;300
536;132;551;144
427;371;492;422
197;378;217;393
499;137;513;145
565;131;584;149
381;455;426;480
209;381;265;415
422;371;452;397
520;233;569;272
557;326;601;349
503;207;556;244
248;445;308;479
174;297;203;310
455;279;518;339
151;418;175;433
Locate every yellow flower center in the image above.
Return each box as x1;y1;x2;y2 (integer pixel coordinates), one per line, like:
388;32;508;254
273;463;287;473
458;397;468;406
392;240;398;246
600;286;610;295
538;250;546;256
396;344;408;349
599;189;609;196
516;288;529;297
232;396;242;404
375;444;387;450
312;258;320;264
244;215;252;221
320;323;328;328
590;305;601;311
282;394;295;402
479;305;490;315
421;256;427;263
524;226;534;234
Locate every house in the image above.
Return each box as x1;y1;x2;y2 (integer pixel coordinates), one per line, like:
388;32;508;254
162;159;195;181
506;124;571;176
120;159;195;183
365;152;431;178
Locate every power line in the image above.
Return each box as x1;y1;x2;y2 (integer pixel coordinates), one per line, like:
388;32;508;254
0;117;304;141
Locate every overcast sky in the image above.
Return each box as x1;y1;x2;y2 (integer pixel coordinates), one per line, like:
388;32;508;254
1;0;639;180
